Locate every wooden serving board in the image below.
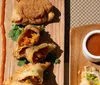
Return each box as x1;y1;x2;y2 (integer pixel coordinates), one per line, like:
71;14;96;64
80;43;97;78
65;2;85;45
0;0;65;85
70;24;100;85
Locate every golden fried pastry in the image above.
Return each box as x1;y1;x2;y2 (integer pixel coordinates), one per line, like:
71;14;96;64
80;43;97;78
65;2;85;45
18;25;40;48
4;62;50;85
13;25;40;59
13;46;29;59
4;77;44;85
12;0;55;25
25;43;56;63
4;78;33;85
80;66;100;85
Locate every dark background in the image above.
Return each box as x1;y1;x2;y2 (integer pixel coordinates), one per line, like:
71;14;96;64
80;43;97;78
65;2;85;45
64;0;70;85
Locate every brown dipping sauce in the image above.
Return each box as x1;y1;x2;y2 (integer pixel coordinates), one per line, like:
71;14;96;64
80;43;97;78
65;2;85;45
86;33;100;56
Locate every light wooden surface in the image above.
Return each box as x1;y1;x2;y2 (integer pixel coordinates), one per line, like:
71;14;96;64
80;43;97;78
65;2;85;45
70;24;100;85
0;0;2;69
0;0;65;85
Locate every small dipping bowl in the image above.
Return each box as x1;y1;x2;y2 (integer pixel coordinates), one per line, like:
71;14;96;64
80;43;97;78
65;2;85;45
82;30;100;62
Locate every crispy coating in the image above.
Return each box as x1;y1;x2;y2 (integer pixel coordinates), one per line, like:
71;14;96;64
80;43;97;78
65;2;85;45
4;62;50;85
25;43;56;63
18;25;40;48
4;78;33;85
13;25;40;59
12;0;55;25
13;46;29;59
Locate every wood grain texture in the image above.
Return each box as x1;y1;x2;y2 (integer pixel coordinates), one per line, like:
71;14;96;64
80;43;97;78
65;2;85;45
0;0;2;81
70;24;100;85
0;0;65;85
0;0;2;71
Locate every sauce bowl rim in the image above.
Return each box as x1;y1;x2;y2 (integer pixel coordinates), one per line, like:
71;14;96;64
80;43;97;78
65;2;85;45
83;30;100;59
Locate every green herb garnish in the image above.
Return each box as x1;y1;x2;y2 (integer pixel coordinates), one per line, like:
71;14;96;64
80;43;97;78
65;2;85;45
54;58;61;64
86;73;99;85
8;23;23;41
17;58;29;66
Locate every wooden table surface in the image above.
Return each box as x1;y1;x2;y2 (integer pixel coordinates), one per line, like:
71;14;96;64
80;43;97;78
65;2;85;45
70;25;100;85
0;0;67;85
